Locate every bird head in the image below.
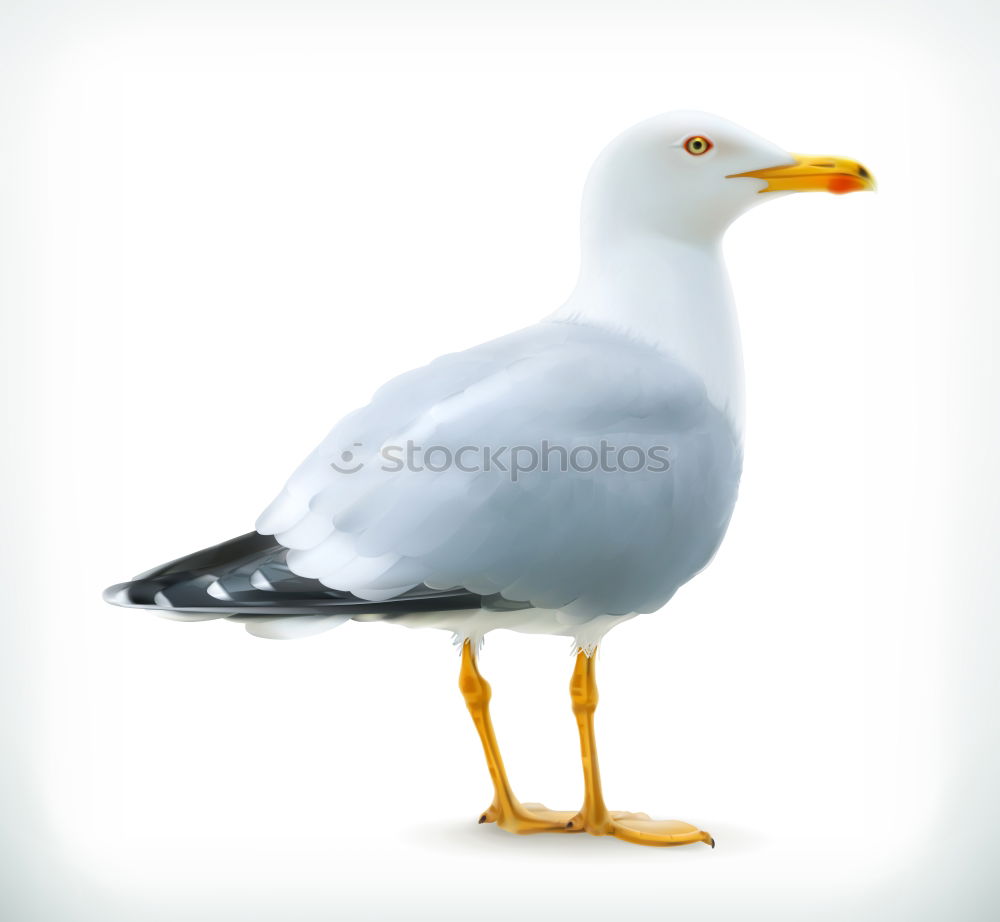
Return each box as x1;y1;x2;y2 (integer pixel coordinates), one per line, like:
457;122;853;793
581;110;875;245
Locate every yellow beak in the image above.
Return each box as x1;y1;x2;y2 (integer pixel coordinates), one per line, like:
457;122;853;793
727;154;876;195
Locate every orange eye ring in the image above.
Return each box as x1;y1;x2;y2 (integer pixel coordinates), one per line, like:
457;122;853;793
683;135;713;156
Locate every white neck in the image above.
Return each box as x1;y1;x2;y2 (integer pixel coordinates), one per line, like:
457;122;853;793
550;233;745;437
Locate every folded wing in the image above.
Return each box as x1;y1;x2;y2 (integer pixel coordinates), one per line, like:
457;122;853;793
258;321;742;619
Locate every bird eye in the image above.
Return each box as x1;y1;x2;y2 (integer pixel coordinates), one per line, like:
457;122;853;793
683;136;713;156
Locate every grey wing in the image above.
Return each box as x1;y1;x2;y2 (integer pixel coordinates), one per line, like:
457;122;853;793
258;321;743;619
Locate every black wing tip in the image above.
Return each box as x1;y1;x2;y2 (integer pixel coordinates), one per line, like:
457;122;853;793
102;531;279;612
132;531;275;582
103;579;164;609
101;531;501;619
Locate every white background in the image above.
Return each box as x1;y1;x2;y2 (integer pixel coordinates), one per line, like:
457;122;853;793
2;1;998;919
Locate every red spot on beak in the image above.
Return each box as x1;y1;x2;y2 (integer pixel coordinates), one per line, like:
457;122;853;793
829;175;864;195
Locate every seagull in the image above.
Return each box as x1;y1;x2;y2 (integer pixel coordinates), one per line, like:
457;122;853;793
104;111;874;848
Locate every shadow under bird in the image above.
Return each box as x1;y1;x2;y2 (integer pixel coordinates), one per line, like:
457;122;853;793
105;111;875;847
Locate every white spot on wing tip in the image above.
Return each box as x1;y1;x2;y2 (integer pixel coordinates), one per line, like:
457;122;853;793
206;580;233;601
249;569;275;591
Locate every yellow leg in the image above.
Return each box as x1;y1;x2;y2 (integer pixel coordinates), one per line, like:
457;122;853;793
458;640;579;834
566;648;714;847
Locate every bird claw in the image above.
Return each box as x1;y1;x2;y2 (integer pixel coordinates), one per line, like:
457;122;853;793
478;804;498;824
